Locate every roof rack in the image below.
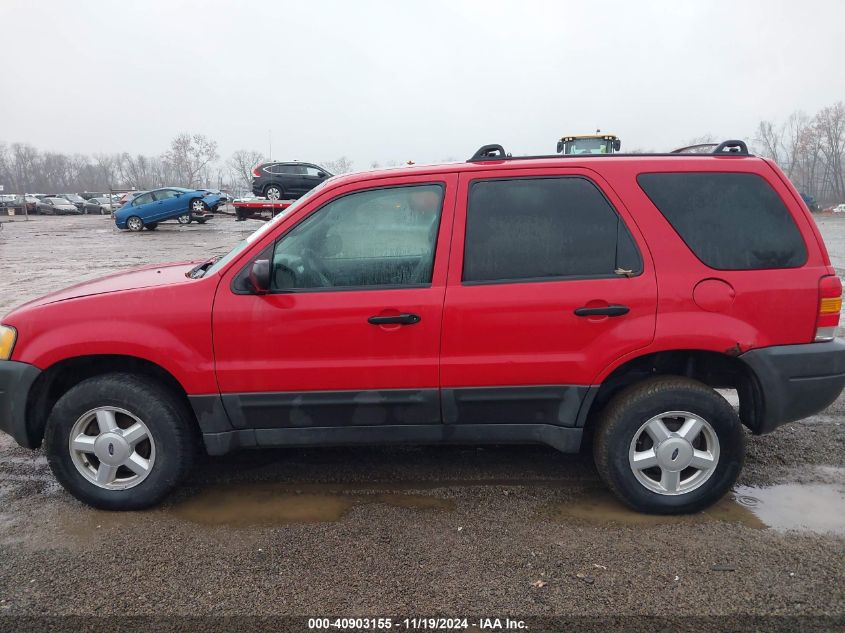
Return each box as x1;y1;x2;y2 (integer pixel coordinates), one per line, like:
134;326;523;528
467;139;751;162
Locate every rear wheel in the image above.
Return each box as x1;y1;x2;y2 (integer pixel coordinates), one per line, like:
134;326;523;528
196;218;208;224
264;185;283;200
593;376;745;514
44;373;197;510
177;212;192;225
126;216;144;232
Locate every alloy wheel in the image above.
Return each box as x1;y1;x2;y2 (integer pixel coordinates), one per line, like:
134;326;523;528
68;407;156;490
628;410;720;495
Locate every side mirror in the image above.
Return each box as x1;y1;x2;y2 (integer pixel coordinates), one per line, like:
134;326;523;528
248;259;271;294
613;139;621;151
317;171;326;178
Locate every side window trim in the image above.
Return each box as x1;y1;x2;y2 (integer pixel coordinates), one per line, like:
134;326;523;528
460;175;643;286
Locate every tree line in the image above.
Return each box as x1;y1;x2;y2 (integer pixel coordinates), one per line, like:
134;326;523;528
0;133;355;196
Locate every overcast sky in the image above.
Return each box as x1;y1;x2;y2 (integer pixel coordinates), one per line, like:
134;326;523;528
1;0;843;166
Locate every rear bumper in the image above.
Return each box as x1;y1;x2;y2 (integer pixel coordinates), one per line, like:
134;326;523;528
0;360;42;448
740;339;845;434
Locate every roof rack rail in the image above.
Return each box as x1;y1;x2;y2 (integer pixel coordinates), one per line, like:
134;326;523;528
670;143;719;154
468;144;510;161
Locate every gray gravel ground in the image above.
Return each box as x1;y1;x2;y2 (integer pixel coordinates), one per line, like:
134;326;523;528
0;213;843;628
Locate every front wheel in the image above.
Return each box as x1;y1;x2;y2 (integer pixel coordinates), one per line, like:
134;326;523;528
190;199;207;215
43;373;197;510
126;216;144;232
593;376;745;514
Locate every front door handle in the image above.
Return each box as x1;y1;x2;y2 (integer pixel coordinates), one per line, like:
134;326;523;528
368;313;421;325
574;304;630;317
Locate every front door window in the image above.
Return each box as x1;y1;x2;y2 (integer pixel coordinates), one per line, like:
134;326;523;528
271;184;444;291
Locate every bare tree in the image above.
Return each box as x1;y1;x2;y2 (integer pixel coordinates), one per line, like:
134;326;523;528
164;133;219;188
227;149;266;192
93;153;122;190
321;156;354;174
754;121;784;164
815;102;845;202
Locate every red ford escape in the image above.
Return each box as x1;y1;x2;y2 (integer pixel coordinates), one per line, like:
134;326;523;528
1;140;843;513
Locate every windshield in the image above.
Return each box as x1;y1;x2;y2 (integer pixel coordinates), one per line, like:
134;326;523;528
204;179;332;276
48;198;68;204
564;138;610;154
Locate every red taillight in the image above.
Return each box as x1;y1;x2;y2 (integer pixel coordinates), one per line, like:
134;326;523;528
816;275;842;341
251;164;262;178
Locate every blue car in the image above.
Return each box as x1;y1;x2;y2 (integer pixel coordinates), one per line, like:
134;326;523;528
114;187;224;231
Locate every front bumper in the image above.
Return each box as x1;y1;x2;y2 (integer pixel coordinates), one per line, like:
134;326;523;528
740;339;845;434
0;360;42;448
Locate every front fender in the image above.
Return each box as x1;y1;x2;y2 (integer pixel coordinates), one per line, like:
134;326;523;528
8;283;217;394
16;320;214;394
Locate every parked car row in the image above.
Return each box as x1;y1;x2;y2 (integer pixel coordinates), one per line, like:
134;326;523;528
1;188;231;228
1;192;119;215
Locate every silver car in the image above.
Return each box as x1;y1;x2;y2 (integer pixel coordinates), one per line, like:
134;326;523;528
36;197;81;215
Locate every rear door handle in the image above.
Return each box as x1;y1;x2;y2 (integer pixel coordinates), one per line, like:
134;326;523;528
368;313;421;325
574;304;630;317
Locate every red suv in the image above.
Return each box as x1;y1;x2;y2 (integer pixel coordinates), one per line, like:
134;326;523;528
1;140;843;513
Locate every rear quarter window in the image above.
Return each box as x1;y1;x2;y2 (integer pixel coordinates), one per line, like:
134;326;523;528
637;172;807;270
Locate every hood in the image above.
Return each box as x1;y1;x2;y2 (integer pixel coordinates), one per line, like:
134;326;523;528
6;261;202;314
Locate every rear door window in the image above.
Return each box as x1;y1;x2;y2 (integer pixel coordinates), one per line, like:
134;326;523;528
462;176;641;283
637;172;807;270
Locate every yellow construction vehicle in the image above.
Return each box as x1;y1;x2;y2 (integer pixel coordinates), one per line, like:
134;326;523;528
556;131;621;155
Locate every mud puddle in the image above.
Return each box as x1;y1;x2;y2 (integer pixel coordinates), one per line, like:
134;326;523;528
734;483;845;536
549;484;845;536
169;482;455;527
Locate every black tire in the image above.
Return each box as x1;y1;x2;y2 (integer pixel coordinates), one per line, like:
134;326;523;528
144;222;158;230
264;184;283;200
177;212;192;225
196;218;208;224
593;376;745;514
43;373;197;510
